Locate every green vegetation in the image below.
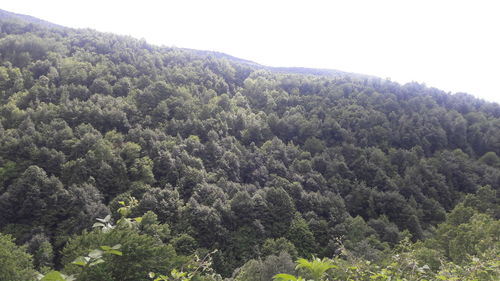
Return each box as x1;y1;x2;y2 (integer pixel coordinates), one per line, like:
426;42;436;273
0;233;37;281
0;9;499;280
272;200;500;280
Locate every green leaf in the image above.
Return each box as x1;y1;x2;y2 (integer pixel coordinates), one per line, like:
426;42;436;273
108;249;123;256
71;256;87;266
273;273;298;281
111;244;122;250
89;258;105;267
88;249;103;259
295;257;336;281
100;245;112;251
118;207;128;216
39;271;66;281
170;268;187;279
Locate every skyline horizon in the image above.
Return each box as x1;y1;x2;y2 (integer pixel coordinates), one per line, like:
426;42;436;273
1;1;499;104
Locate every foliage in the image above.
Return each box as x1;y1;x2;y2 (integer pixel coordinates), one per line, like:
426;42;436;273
60;202;177;281
149;249;220;281
0;10;500;280
0;233;37;281
38;271;75;281
272;204;500;281
38;245;122;281
233;252;295;281
295;257;336;281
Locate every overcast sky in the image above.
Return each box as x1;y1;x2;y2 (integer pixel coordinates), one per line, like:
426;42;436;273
3;0;500;103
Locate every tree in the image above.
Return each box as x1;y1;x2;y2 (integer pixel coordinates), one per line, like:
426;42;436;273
0;165;67;229
137;186;182;225
234;252;295;281
478;151;500;167
261;237;298;258
0;13;500;280
61;229;178;281
303;137;325;156
428;204;500;264
26;233;54;271
286;213;316;258
230;191;255;226
263;187;296;238
0;233;37;281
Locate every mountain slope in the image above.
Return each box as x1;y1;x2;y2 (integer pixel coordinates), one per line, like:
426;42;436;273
0;9;499;279
0;8;64;29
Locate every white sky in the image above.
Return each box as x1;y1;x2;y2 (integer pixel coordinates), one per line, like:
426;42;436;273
2;0;500;103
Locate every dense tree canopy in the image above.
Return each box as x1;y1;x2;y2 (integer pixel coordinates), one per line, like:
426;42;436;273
0;10;498;280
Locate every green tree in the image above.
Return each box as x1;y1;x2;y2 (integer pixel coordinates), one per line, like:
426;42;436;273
263;187;296;238
285;213;316;258
261;237;298;258
0;165;67;229
0;233;37;281
234;252;295;281
62;229;178;281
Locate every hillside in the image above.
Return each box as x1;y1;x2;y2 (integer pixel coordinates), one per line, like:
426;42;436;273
0;9;499;281
0;8;64;29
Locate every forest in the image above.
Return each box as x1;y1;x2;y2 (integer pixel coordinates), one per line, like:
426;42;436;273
0;9;498;281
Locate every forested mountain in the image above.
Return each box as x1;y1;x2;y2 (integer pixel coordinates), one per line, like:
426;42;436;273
0;9;498;281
